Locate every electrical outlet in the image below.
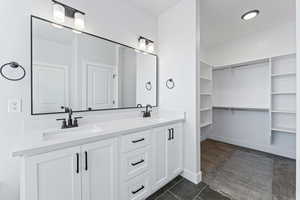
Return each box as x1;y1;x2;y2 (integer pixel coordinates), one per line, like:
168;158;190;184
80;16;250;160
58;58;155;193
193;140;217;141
8;99;22;113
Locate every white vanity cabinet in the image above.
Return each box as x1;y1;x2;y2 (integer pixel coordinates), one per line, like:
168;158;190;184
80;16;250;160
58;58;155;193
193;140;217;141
19;120;184;200
22;138;118;200
23;146;82;200
120;123;183;200
81;139;118;200
151;124;183;192
167;124;183;179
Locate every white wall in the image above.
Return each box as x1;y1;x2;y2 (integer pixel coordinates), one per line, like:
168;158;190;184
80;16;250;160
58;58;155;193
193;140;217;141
296;0;300;198
158;0;201;183
210;109;296;158
204;22;296;66
0;1;157;200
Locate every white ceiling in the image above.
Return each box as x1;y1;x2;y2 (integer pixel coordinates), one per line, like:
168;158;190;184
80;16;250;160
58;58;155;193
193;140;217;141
127;0;181;16
201;0;296;49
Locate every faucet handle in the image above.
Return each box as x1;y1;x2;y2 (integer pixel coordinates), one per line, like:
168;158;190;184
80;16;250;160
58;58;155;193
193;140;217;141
56;118;67;129
74;117;83;127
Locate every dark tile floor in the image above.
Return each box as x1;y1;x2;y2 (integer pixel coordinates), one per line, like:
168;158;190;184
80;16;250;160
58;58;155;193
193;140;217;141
146;176;229;200
201;139;296;200
147;139;296;200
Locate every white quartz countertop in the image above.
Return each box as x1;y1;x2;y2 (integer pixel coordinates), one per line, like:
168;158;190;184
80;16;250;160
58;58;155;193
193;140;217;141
13;115;185;157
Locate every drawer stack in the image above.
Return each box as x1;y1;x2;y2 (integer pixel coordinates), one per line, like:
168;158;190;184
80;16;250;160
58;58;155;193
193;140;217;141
120;130;152;200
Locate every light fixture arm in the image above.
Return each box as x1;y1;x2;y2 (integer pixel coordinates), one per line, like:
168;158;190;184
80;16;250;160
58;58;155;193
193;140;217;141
138;36;154;45
52;0;85;18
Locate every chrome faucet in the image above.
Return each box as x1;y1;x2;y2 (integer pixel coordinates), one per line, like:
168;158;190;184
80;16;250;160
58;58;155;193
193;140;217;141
142;104;152;118
56;106;83;129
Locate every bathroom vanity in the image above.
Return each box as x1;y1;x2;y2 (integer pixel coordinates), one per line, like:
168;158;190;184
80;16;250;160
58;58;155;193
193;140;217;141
13;115;184;200
12;15;186;200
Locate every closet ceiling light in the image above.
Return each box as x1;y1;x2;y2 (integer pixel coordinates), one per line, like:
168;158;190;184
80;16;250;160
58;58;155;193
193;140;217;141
241;10;259;21
53;3;65;23
74;12;85;30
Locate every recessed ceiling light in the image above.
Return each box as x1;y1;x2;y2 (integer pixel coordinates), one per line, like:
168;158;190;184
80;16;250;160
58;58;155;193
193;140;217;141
241;10;260;21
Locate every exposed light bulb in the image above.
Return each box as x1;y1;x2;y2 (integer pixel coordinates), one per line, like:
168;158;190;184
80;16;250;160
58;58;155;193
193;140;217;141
147;42;154;52
74;12;85;30
53;3;65;23
139;38;146;50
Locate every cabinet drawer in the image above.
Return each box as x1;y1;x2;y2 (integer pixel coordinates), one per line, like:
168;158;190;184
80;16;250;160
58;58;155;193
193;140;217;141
121;131;151;153
121;147;150;180
122;172;150;200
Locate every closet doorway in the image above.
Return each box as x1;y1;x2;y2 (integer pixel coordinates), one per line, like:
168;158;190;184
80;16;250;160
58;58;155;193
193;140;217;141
199;0;296;199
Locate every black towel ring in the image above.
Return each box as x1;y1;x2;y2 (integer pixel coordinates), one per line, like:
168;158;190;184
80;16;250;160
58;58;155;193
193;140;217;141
166;78;175;89
0;62;26;81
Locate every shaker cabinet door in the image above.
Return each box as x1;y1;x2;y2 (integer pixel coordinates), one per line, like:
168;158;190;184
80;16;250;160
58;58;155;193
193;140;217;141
167;124;183;179
81;138;118;200
151;127;169;191
25;147;81;200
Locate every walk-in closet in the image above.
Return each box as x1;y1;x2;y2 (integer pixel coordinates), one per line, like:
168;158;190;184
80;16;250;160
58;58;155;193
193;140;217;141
199;0;296;199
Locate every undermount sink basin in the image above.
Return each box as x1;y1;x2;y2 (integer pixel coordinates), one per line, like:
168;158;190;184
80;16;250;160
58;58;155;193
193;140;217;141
43;124;103;140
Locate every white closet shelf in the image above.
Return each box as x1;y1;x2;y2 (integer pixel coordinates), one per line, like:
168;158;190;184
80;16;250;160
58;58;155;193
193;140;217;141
271;72;296;77
213;106;269;112
272;92;296;95
200;93;212;95
200;121;212;128
200;107;212;112
272;127;296;134
200;76;212;81
271;110;296;114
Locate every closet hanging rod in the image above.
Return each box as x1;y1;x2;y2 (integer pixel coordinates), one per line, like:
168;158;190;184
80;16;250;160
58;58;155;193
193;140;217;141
213;106;269;112
213;58;269;71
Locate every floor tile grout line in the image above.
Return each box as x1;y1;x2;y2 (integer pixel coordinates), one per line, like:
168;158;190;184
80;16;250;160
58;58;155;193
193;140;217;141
166;178;184;191
191;184;209;200
153;178;184;200
167;190;182;200
166;182;208;200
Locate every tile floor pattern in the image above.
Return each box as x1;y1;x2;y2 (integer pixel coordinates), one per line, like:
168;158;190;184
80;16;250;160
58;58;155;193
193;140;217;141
201;139;296;200
147;139;296;200
146;176;230;200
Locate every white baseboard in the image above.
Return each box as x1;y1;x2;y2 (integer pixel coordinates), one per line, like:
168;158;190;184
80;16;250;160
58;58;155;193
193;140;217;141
182;169;202;184
208;135;296;159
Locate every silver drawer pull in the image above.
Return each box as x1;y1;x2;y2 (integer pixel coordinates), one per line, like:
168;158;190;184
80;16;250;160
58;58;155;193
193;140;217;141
131;159;145;166
132;138;145;143
132;185;145;194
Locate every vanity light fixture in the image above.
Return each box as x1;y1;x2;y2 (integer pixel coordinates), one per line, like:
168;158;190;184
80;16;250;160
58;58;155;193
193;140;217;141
147;42;154;52
138;36;155;52
74;12;85;30
53;2;65;23
241;10;260;21
138;38;146;50
52;0;85;30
